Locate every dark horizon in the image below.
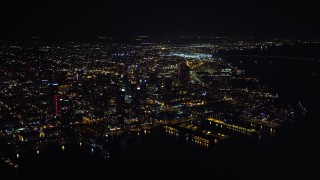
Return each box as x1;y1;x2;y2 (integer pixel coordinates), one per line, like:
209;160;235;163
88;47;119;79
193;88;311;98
1;0;319;39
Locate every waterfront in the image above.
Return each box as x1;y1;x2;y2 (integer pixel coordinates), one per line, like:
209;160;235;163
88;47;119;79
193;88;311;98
0;126;298;177
0;123;316;178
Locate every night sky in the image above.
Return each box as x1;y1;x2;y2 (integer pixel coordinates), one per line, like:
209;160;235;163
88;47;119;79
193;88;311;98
0;0;319;38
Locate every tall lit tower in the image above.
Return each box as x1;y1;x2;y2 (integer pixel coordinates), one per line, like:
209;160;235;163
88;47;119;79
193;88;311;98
55;94;59;116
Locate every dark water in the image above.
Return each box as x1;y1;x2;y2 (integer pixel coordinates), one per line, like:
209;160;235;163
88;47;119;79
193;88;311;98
221;44;320;178
1;44;319;178
0;128;296;179
221;44;319;128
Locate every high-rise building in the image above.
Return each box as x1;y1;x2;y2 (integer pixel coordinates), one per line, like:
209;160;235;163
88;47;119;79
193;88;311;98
116;88;126;125
54;94;59;116
178;62;190;86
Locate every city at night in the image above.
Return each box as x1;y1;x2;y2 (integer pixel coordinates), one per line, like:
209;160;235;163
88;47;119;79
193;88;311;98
0;1;319;179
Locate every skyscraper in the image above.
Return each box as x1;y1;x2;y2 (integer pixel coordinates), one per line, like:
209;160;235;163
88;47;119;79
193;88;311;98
178;62;190;86
116;88;126;125
55;94;59;116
